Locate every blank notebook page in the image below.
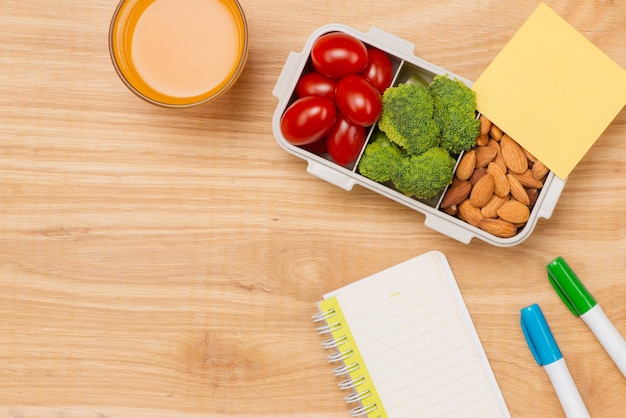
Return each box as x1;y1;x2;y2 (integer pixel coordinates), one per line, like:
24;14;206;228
318;251;509;417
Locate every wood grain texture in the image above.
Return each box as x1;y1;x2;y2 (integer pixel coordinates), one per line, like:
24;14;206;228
1;0;625;416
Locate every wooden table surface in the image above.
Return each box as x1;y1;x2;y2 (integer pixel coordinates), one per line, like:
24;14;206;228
2;1;625;416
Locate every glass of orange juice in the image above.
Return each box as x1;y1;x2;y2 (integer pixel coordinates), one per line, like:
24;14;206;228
109;0;248;107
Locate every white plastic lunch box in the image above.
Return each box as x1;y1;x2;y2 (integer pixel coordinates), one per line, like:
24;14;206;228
271;24;567;247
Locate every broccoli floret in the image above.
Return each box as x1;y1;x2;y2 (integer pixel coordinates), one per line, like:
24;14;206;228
359;75;478;200
357;131;405;183
391;147;455;199
377;83;440;156
428;75;480;155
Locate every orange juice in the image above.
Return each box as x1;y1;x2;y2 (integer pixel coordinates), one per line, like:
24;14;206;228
109;0;248;107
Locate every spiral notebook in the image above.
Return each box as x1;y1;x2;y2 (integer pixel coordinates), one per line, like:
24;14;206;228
313;251;510;417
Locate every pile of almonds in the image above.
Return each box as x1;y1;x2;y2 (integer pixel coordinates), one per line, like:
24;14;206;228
439;115;549;238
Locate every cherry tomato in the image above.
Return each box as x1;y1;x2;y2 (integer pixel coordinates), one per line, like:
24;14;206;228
301;137;328;155
334;75;382;127
280;96;337;146
360;48;394;94
295;72;337;100
325;115;367;167
310;32;369;79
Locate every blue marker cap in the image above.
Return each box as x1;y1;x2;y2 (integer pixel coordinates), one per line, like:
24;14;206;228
521;303;563;366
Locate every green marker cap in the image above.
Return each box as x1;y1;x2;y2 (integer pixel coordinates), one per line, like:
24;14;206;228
547;256;597;316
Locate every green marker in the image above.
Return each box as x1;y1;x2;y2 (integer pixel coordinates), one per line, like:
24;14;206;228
547;256;626;378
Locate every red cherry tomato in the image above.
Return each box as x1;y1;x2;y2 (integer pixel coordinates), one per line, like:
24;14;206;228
310;32;369;79
334;75;382;127
280;96;337;146
360;48;394;94
325;115;367;167
295;72;338;100
300;137;328;155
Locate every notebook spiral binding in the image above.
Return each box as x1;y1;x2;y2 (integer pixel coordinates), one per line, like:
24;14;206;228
313;308;382;418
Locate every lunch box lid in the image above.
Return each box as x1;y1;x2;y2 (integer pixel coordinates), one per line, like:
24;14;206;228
471;3;626;181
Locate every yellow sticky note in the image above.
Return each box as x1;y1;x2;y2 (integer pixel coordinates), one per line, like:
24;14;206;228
472;3;626;179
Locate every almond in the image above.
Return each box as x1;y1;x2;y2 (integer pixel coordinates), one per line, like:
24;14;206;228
513;169;544;189
458;199;485;227
479;114;491;136
523;147;537;163
497;200;530;224
478;218;517;238
441;205;458;216
469;174;495;208
500;134;528;174
487;138;501;153
507;173;530;205
487;162;510;197
487;139;504;170
469;167;487;185
475;146;497;168
527;188;539;208
440;180;472;209
455;151;476;181
489;123;503;141
532;160;549;180
476;134;489;147
481;194;506;218
493;148;507;173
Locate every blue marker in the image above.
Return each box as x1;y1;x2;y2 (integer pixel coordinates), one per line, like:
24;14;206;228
521;303;590;418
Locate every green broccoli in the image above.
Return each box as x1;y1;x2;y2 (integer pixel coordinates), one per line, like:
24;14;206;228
377;83;440;156
357;131;404;183
391;147;456;199
428;75;480;155
358;74;478;200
